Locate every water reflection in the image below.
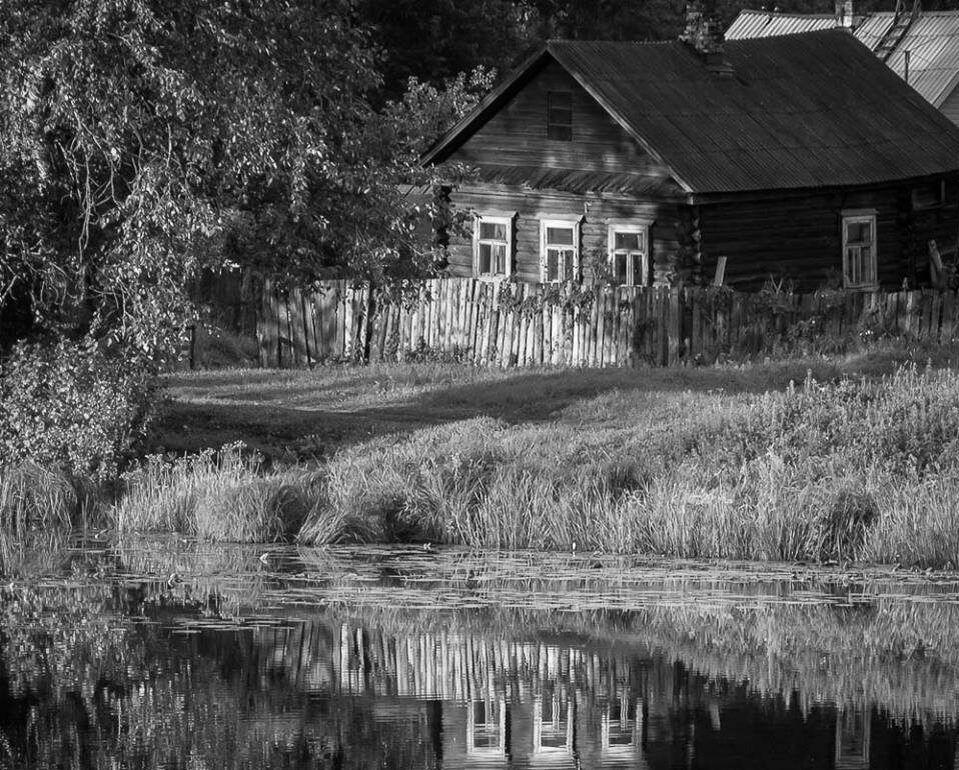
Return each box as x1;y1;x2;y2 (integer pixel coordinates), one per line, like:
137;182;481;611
2;543;959;769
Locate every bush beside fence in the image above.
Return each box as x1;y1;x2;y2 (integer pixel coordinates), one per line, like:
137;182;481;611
257;278;959;368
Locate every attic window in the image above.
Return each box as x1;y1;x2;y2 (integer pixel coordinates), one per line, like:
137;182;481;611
547;92;572;141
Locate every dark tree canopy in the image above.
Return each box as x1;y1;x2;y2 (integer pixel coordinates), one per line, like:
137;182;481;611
0;0;451;354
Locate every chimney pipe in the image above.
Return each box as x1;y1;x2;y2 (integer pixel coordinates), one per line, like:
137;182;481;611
836;0;854;28
681;1;733;74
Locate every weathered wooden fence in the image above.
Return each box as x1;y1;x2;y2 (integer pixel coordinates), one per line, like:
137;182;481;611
257;278;959;368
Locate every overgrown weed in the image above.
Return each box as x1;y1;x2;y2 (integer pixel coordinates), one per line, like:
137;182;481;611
0;463;100;575
116;443;319;542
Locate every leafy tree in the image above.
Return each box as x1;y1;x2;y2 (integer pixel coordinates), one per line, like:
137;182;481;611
359;0;535;103
0;0;450;357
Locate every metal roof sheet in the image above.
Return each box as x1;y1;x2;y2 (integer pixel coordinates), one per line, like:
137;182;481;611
549;32;959;194
726;10;839;40
729;9;959;108
425;31;959;196
856;12;959;106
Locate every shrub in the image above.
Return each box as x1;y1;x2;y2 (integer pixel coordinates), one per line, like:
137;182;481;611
0;339;155;480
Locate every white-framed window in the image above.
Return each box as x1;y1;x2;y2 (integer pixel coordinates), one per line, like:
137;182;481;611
473;215;513;278
607;222;650;286
540;220;580;282
841;210;878;290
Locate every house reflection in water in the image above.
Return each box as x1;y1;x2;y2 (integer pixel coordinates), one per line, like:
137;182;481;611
241;618;958;769
467;697;508;762
837;708;871;770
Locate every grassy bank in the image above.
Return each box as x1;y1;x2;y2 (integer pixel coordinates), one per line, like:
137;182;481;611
7;346;959;569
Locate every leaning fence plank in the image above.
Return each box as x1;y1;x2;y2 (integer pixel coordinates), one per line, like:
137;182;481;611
668;288;681;365
301;290;316;366
509;283;521;366
619;288;631;366
275;292;291;368
591;289;604;368
259;280;276;367
929;290;942;343
605;289;616;366
531;286;543;365
604;291;616;366
516;284;529;366
942;290;956;343
562;298;573;366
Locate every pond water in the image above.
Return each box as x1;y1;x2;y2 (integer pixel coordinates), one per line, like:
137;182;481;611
3;538;959;769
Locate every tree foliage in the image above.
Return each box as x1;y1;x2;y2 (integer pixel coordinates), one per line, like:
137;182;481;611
0;0;454;356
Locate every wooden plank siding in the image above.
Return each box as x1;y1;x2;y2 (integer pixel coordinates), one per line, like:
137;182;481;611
446;187;683;286
258;278;959;369
447;60;671;178
697;178;959;291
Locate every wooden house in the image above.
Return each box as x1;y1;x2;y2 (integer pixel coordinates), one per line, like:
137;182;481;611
728;1;959;127
422;21;959;291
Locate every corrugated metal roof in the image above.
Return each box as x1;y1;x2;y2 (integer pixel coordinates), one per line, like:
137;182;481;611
468;166;685;198
726;10;839;40
855;12;959;106
729;9;959;108
549;31;959;194
425;31;959;196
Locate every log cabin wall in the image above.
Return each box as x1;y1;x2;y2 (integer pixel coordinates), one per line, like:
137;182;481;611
695;176;959;291
445;186;683;286
445;60;672;180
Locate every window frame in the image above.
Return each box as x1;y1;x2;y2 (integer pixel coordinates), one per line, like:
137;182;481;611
472;214;514;279
841;209;878;291
539;219;581;283
911;180;946;212
607;221;651;287
547;91;572;141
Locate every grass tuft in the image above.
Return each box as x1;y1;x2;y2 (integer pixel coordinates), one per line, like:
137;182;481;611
115;444;321;542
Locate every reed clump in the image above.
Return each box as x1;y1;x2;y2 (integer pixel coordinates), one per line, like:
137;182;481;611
0;463;100;574
116;444;320;542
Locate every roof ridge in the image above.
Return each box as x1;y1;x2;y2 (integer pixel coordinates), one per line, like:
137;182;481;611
737;9;838;18
547;38;674;46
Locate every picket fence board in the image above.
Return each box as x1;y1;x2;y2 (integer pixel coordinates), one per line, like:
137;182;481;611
256;280;959;369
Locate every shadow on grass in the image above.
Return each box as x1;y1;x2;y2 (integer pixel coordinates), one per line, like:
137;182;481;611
153;337;952;461
150;360;857;461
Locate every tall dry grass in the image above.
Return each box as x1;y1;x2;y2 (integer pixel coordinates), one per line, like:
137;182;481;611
116;444;320;542
0;463;98;574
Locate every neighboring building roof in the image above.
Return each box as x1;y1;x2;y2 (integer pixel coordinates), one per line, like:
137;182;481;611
857;11;959;106
424;30;959;197
727;8;959;107
725;9;841;39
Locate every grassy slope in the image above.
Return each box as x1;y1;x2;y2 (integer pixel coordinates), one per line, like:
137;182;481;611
123;343;959;566
149;354;902;463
